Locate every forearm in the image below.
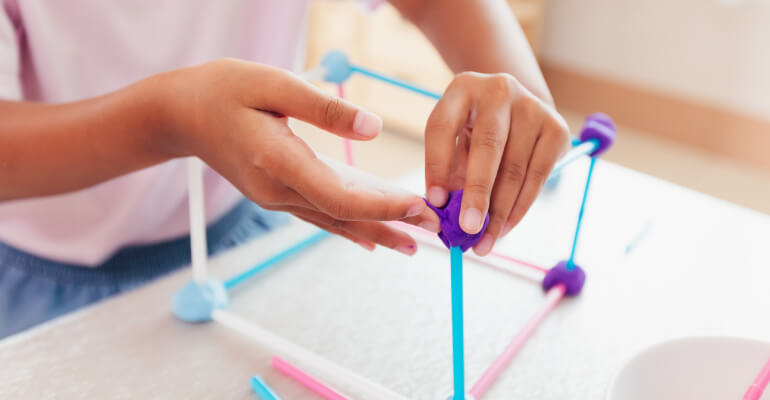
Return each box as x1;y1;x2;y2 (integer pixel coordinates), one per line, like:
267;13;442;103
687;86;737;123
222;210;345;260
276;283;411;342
391;0;553;106
0;78;173;201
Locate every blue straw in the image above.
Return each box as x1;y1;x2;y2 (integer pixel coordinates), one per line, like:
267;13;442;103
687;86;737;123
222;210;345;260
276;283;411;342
625;217;653;254
350;65;442;100
349;63;597;187
224;230;330;290
250;376;281;400
567;157;597;270
449;246;465;399
348;63;597;186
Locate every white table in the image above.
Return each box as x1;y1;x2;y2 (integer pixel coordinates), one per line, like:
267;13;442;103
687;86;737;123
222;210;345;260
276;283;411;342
2;159;769;399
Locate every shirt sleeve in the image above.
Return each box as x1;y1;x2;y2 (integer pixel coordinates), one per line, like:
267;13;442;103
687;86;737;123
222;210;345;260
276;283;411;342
0;4;21;100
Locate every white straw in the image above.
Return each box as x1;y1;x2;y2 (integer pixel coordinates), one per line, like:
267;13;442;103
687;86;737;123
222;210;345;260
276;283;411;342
550;140;597;179
186;157;208;283
298;66;327;82
212;310;408;400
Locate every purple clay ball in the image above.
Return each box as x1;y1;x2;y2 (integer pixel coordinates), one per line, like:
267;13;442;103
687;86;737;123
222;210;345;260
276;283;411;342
580;112;617;158
586;112;616;131
542;260;586;296
425;189;490;252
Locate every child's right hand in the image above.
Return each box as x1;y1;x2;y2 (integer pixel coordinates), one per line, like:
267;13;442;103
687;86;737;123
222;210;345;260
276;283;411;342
148;59;439;255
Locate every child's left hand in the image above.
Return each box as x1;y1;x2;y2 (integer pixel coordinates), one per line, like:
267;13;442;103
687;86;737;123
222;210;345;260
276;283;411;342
424;72;570;256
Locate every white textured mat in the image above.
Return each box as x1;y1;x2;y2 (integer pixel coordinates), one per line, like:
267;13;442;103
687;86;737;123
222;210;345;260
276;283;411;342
2;161;769;399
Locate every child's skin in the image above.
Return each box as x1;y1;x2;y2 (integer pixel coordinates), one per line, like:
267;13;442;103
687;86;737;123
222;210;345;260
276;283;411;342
0;0;569;257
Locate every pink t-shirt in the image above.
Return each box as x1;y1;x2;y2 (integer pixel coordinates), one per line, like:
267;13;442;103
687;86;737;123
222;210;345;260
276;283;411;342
0;0;376;266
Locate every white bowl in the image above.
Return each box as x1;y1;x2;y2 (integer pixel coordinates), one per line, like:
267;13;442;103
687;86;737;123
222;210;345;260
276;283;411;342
607;336;770;400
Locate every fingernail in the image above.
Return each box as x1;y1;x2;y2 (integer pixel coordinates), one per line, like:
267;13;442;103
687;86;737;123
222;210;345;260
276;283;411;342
395;244;417;256
460;207;483;234
353;110;382;138
419;220;440;233
427;186;448;207
406;202;426;217
501;221;514;237
474;234;494;256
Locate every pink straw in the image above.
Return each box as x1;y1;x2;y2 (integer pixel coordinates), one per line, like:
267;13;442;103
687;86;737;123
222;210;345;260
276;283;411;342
408;233;541;284
343;139;354;166
488;251;548;273
272;356;351;400
337;84;355;167
469;284;566;398
393;221;548;274
744;356;770;400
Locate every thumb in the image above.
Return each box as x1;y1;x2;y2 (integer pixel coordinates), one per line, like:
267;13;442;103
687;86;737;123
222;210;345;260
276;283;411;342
265;70;383;140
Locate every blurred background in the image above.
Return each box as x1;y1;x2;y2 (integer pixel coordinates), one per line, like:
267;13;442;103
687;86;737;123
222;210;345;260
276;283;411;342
294;0;770;215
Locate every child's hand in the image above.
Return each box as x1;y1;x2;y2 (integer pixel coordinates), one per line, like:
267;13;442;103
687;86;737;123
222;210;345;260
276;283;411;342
424;72;570;256
154;59;439;255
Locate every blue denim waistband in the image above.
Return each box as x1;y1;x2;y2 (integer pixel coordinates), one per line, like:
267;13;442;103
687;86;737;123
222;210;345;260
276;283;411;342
0;199;289;287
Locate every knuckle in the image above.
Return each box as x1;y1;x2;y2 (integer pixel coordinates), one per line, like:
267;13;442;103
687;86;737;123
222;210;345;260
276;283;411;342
529;165;552;183
488;212;507;233
475;129;504;153
364;223;385;239
453;71;476;85
327;200;351;220
325;183;356;220
500;162;526;184
322;96;346;128
466;181;491;197
488;74;516;98
328;219;347;230
256;151;284;177
546;117;572;149
514;96;540;122
424;114;454;136
425;159;447;178
381;198;398;220
366;188;398;220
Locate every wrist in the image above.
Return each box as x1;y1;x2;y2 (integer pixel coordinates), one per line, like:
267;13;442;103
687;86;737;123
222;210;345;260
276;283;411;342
122;71;192;160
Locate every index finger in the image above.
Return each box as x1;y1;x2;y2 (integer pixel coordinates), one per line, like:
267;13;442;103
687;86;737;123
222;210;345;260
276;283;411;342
281;147;431;222
424;88;471;209
245;63;383;140
460;97;511;234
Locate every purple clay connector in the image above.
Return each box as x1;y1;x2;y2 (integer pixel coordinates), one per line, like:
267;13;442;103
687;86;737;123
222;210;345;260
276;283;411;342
425;190;490;252
586;112;616;131
580;112;617;158
542;260;586;296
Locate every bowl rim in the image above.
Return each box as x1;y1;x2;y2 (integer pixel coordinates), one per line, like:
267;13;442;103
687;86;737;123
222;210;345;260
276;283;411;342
605;335;770;400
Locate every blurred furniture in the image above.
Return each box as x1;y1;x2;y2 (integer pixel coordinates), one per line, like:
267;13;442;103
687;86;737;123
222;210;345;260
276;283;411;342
305;0;545;138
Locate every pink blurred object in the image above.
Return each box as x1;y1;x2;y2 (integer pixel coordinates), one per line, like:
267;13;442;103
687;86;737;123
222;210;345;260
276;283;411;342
271;356;351;400
744;357;770;400
393;221;548;273
470;284;566;398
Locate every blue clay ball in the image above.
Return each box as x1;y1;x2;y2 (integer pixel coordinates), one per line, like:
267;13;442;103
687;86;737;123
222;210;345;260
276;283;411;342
320;50;354;84
172;279;228;323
